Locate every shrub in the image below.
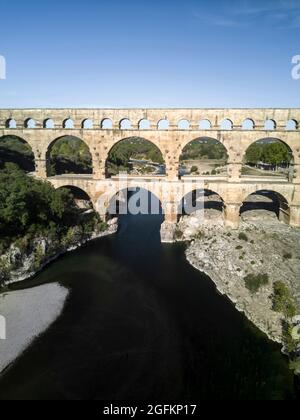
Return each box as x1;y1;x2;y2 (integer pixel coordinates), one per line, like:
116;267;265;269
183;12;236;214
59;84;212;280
238;232;248;242
244;273;269;293
283;253;292;260
193;230;205;240
236;245;243;250
175;228;184;240
272;281;296;319
289;358;300;375
190;166;198;174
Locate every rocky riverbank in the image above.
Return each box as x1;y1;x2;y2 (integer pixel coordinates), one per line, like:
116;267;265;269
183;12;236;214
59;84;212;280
0;218;118;286
176;205;300;346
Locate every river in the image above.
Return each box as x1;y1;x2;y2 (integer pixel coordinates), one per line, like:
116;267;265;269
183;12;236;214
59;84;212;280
0;209;296;400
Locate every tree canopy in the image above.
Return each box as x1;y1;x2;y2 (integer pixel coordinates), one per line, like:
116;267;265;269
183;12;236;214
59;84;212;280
107;137;164;176
49;136;93;175
180;138;228;161
244;141;292;166
0;163;80;238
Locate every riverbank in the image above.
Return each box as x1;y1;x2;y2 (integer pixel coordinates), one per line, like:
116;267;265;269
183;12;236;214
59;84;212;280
0;218;118;375
0;283;69;374
176;208;300;345
0;218;118;286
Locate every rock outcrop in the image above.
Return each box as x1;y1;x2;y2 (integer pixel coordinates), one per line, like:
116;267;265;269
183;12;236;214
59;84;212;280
177;208;300;343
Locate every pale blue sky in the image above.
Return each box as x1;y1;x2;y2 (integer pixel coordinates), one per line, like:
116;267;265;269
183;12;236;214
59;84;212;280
0;0;299;108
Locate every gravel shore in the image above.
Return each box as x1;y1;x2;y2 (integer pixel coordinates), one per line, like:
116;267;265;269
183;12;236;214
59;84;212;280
0;283;69;374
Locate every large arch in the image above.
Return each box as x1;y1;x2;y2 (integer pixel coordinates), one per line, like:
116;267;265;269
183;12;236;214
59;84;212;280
103;187;165;228
0;135;35;172
105;137;166;178
240;190;290;224
242;137;294;181
178;137;229;177
178;188;225;226
56;185;94;210
46;136;93;177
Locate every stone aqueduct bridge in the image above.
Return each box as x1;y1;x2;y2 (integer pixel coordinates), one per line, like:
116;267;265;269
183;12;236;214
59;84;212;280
1;108;300;237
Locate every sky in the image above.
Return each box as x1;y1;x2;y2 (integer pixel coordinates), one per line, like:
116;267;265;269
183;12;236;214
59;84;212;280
0;0;299;108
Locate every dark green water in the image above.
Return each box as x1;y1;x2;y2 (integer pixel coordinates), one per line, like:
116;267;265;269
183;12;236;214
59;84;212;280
0;211;296;400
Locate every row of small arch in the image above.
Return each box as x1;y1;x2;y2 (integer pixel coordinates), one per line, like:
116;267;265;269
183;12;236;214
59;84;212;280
4;117;300;131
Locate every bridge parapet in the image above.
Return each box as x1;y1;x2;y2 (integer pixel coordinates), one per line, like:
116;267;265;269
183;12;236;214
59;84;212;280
0;108;299;131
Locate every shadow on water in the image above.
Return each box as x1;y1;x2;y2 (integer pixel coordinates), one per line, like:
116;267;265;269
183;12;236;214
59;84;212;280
0;204;296;400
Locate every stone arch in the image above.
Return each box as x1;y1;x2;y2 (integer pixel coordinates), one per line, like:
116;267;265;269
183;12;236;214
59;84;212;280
240;189;290;224
157;119;169;130
0;134;35;172
105;137;166;178
119;118;131;130
242;137;294;181
5;118;17;129
286;119;298;130
101;118;113;129
178;188;225;221
46;135;93;176
178;137;229;177
24;118;36;129
44;118;55;129
138;119;151;130
242;118;255;130
56;185;94;209
264;119;276;130
178;119;190;130
102;186;164;220
220;119;233;130
199;119;212;130
82;119;93;129
63;118;74;129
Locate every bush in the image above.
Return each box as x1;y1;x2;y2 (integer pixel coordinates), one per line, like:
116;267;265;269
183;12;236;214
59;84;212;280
272;281;296;319
236;245;243;250
193;230;205;240
283;253;292;260
289;358;300;374
238;232;248;242
244;273;269;293
175;228;184;240
190;165;198;174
